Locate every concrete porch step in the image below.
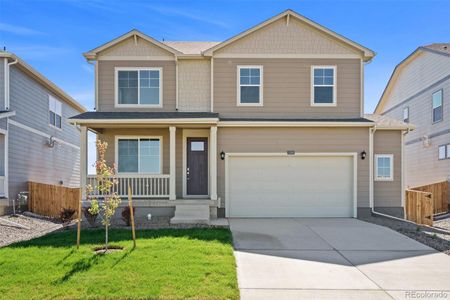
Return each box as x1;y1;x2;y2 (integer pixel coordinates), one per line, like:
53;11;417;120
170;204;210;225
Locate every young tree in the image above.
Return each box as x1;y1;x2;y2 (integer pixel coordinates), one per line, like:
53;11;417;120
86;140;121;251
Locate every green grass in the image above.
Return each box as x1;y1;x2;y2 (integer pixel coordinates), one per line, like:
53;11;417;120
0;228;239;300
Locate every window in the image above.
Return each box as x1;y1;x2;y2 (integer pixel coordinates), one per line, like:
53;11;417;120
49;96;62;129
116;68;162;106
375;154;393;181
438;144;450;160
403;107;409;123
312;66;336;106
238;66;262;105
117;137;161;173
432;90;443;123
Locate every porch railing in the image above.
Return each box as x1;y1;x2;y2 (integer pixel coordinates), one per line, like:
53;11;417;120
0;176;5;197
87;174;170;198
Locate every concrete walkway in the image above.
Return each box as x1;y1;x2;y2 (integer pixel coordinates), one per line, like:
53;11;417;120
229;218;450;300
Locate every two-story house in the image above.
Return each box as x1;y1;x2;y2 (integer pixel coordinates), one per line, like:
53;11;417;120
70;10;411;223
375;44;450;207
0;51;86;214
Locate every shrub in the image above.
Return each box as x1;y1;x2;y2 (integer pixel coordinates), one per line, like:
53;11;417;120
60;208;76;223
121;206;135;226
83;205;99;227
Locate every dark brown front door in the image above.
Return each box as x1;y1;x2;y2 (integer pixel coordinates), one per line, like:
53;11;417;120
187;138;208;195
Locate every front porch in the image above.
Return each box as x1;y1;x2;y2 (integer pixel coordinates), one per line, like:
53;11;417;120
75;112;220;224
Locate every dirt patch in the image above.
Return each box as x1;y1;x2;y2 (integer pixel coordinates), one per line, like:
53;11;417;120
0;214;63;247
93;245;124;254
360;215;450;256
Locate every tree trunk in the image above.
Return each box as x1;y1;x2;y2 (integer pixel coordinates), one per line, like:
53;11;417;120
105;224;109;251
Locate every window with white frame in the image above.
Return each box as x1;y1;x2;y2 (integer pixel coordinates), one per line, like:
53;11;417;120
312;66;336;105
403;107;409;123
375;154;393;181
116;68;161;106
432;89;443;123
238;66;262;105
117;138;161;173
438;144;450;160
49;96;62;129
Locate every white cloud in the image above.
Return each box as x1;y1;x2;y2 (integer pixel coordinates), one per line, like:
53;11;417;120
146;6;230;29
0;23;44;36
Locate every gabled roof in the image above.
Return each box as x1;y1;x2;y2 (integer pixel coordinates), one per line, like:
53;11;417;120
202;9;375;61
0;51;87;113
374;44;450;114
83;29;183;60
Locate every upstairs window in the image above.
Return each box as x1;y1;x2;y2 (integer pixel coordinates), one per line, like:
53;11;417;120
438;144;450;160
238;66;263;105
49;96;62;129
116;68;162;107
375;154;393;181
432;90;443;123
117;137;161;173
312;66;336;106
403;107;409;123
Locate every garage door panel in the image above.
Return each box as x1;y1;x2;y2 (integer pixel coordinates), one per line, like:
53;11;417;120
228;155;354;217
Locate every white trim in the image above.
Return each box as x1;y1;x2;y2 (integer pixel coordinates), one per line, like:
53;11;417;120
98;56;175;61
95;61;98;110
175;58;178;110
114;67;163;108
182;129;210;198
3;58;7;110
311;65;337;107
360;59;364;117
70;118;219;125
0;111;16;119
213;53;362;59
210;57;214;112
224;152;358;218
237;65;263;106
401;131;405;208
8;119;79;149
114;135;163;175
80;126;87;199
374;154;394;181
209;126;217;201
369;128;374;208
169;127;176;200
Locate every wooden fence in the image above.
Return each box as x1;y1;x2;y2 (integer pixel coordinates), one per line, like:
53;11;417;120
28;182;80;218
411;181;448;215
405;190;433;226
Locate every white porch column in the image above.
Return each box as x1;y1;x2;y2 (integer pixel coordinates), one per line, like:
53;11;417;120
80;126;88;200
169;126;176;200
210;126;218;200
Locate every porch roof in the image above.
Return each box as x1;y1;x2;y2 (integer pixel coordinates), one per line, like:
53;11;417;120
69;111;220;126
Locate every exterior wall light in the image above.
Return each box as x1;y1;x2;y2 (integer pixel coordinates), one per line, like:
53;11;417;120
361;151;367;160
220;151;225;160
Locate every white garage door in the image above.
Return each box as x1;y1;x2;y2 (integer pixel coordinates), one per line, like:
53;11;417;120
227;154;355;218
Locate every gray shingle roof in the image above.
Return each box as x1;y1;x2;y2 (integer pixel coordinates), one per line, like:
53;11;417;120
70;112;219;120
423;43;450;56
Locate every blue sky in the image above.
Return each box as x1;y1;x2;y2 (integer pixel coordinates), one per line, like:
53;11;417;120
1;0;449;113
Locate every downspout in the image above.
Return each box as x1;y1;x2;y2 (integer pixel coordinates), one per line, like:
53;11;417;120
370;126;417;224
175;56;178;110
5;57;18;110
87;60;97;111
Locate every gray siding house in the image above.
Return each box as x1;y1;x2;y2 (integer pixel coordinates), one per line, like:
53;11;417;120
0;51;86;214
375;44;450;202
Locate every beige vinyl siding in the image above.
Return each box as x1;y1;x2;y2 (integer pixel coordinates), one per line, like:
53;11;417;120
215;17;359;56
214;58;361;118
97;36;174;59
217;127;369;208
98;128;183;197
97;60;176;112
373;130;402;207
178;59;211;112
383;51;450;111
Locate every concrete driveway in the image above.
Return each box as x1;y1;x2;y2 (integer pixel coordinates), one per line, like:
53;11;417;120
230;218;450;300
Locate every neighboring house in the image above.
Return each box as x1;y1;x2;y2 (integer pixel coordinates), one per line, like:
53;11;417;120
374;44;450;201
70;9;411;223
0;51;87;214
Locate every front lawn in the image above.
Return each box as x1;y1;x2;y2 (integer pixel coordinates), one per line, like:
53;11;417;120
0;228;239;300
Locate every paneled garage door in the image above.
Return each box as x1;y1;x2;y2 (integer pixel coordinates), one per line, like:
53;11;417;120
226;154;356;217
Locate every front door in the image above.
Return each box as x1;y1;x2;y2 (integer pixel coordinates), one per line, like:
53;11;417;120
187;138;208;196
